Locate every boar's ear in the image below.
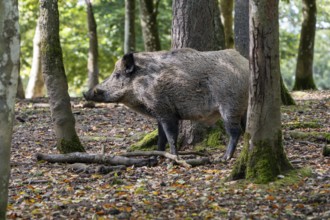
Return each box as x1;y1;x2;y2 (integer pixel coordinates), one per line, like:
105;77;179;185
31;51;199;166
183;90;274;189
122;53;136;75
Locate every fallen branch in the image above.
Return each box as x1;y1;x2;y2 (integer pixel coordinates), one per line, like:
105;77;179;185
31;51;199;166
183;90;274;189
36;152;155;167
121;151;195;168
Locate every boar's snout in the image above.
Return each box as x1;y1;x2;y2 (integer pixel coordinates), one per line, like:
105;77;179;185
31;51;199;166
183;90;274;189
83;88;106;102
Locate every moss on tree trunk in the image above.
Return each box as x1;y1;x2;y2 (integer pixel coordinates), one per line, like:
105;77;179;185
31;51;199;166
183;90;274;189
230;133;293;183
59;134;85;154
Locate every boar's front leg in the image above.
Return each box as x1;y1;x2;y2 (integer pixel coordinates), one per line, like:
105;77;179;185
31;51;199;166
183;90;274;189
158;118;179;156
157;121;168;151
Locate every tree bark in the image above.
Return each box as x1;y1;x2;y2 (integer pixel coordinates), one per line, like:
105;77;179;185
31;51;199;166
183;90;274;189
85;0;99;90
234;0;295;105
234;0;249;59
26;20;45;98
124;0;136;53
171;0;225;149
214;0;226;50
139;0;161;51
220;0;234;48
293;0;317;91
39;0;85;154
230;0;292;183
16;75;26;99
0;0;19;218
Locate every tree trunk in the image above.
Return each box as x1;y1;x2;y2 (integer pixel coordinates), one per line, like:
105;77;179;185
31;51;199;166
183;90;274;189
293;0;317;91
220;0;234;48
214;0;226;50
139;0;161;51
234;0;249;59
230;0;292;183
85;0;99;90
0;0;19;218
16;75;26;99
171;0;225;148
39;0;85;154
26;20;45;98
124;0;136;53
234;0;295;105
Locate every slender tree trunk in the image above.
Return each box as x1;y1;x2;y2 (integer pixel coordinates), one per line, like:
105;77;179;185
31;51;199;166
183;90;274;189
124;0;136;53
139;0;161;51
85;0;99;90
293;0;317;90
230;0;292;183
214;0;226;50
16;75;25;99
234;0;295;105
220;0;234;48
26;20;45;98
39;0;85;154
171;0;225;148
0;0;19;218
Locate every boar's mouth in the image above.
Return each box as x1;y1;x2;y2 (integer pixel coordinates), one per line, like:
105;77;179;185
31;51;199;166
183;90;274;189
83;88;108;103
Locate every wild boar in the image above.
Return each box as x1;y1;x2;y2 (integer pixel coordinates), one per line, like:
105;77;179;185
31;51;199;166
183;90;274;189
84;48;249;160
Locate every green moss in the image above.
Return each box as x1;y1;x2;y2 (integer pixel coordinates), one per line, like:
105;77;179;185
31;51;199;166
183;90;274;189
283;120;321;129
230;132;293;184
58;134;85;153
195;121;226;152
129;129;159;151
288;131;330;142
323;145;330;156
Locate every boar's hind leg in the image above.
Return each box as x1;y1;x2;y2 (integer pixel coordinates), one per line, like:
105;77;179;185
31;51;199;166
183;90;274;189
157;121;168;151
223;119;243;161
159;119;179;156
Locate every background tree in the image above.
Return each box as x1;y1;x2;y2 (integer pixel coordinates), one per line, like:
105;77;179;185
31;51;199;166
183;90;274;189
85;0;99;90
124;0;136;53
234;0;249;59
0;0;19;217
16;75;26;99
220;0;234;48
139;0;161;51
231;0;292;183
26;20;45;98
39;0;85;153
171;0;225;148
293;0;317;90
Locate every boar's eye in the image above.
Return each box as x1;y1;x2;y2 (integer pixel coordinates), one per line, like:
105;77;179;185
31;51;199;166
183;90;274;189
115;72;120;79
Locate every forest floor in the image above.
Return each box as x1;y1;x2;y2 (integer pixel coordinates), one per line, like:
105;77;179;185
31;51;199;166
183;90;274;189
7;90;330;220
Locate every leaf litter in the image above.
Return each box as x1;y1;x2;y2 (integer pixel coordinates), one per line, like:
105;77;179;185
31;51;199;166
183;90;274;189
8;91;330;219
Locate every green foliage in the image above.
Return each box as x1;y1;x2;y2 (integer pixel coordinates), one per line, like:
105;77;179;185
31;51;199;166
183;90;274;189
19;0;172;96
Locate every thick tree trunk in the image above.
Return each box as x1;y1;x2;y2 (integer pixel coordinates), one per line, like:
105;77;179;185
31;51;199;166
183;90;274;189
124;0;136;53
230;0;292;183
293;0;317;91
0;0;19;218
139;0;161;51
220;0;234;48
39;0;85;154
85;0;99;90
234;0;249;59
171;0;225;149
26;20;45;98
234;0;295;105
